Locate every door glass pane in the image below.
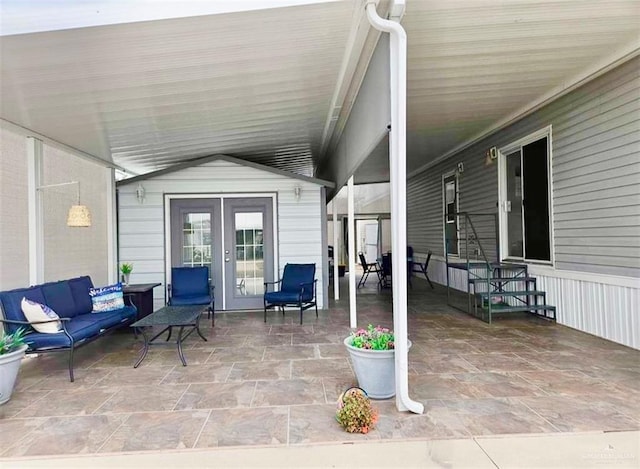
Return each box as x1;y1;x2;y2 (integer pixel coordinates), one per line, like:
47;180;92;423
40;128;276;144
235;212;264;296
182;213;212;273
522;137;551;261
444;176;458;255
506;151;524;257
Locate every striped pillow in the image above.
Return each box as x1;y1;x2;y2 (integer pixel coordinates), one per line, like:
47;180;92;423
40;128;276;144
89;283;124;313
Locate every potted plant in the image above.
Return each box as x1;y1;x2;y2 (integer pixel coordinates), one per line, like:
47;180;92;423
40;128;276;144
0;327;29;405
120;262;133;285
335;386;378;434
343;324;411;399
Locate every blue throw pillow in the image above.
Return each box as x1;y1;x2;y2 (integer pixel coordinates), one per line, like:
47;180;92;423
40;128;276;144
89;283;124;313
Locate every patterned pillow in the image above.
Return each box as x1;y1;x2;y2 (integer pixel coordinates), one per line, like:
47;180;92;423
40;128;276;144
89;283;124;313
21;297;62;333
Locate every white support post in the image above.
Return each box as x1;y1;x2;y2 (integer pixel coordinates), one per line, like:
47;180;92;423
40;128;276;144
347;176;357;328
366;0;424;414
333;201;340;300
27;137;44;285
106;168;117;284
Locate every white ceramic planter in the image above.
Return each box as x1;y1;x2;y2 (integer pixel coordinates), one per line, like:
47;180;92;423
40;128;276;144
0;344;27;405
343;337;411;399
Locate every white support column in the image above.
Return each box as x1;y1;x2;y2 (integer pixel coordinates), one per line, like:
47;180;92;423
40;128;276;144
333;201;340;300
347;176;357;328
106;168;117;284
366;0;424;414
27;137;44;285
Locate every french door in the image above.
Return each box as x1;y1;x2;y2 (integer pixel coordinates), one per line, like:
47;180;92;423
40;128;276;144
169;197;274;310
223;198;273;310
500;134;552;262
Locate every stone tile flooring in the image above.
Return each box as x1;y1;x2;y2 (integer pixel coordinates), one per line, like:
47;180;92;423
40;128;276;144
1;281;639;458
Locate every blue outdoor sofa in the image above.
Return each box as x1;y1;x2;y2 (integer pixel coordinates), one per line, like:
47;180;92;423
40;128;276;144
0;276;137;382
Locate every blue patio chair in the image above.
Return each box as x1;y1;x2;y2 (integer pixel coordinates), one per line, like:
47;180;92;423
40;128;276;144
168;266;215;325
264;263;317;324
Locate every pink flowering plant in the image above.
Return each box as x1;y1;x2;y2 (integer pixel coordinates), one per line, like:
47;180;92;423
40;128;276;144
349;324;394;350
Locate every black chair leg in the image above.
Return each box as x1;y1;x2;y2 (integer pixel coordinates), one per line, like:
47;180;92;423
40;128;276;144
358;270;368;288
68;348;75;382
426;274;434;289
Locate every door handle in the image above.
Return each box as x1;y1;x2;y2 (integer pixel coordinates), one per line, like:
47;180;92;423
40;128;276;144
504;201;512;212
225;258;230;262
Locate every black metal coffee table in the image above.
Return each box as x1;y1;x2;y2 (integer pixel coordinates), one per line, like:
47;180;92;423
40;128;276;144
131;305;207;367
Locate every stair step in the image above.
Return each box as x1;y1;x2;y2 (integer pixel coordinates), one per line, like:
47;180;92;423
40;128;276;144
469;277;536;284
490;262;528;270
448;261;529;271
476;290;545;298
478;304;556;313
448;262;488;270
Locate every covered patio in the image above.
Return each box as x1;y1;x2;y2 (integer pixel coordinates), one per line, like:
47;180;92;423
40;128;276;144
2;280;638;458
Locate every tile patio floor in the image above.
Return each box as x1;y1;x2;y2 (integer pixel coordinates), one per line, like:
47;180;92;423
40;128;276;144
1;278;639;458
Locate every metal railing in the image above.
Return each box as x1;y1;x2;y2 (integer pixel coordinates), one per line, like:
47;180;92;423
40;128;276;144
445;212;499;317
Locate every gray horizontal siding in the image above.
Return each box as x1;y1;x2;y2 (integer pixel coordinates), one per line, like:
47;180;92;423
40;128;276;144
408;133;500;261
408;56;640;278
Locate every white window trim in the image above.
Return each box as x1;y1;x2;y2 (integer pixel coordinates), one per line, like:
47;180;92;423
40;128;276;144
497;125;555;266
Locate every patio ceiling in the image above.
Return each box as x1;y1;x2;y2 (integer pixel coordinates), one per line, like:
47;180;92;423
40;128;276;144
1;0;639;181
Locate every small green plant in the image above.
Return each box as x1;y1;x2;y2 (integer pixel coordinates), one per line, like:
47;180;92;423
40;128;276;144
335;387;378;434
0;327;28;355
120;263;133;275
349;324;394;350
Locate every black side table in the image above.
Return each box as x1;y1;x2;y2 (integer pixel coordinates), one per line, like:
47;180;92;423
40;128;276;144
123;283;161;319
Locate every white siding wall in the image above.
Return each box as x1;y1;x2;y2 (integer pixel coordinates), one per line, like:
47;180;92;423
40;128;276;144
117;159;326;309
533;272;639;350
0;122;110;289
42;145;110;285
0;125;30;289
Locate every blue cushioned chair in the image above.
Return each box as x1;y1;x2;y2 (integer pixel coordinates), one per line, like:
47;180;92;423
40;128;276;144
264;264;317;324
168;266;215;325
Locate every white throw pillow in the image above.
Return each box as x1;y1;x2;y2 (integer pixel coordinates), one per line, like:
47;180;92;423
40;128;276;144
21;297;62;333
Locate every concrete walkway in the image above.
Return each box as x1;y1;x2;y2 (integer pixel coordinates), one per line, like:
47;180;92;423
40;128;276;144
3;431;638;468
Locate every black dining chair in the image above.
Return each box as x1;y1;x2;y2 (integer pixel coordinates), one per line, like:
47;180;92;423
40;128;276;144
380;253;392;288
412;251;434;289
357;252;381;288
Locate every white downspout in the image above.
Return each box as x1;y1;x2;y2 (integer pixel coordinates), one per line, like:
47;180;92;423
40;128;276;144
365;1;423;414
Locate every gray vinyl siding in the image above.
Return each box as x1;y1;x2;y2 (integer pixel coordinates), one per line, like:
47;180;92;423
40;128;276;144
408;56;640;278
